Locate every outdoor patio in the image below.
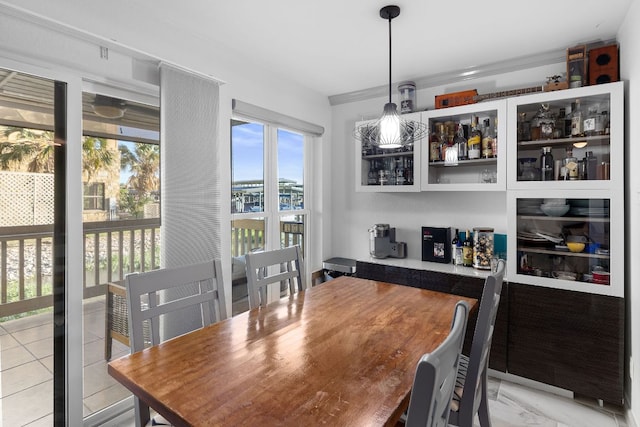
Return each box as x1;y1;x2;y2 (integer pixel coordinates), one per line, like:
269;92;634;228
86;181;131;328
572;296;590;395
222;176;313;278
0;288;250;426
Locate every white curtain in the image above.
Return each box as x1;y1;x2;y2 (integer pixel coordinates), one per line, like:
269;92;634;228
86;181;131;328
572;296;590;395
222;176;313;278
159;63;221;338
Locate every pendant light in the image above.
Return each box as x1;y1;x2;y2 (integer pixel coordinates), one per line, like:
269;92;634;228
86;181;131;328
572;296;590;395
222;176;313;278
355;5;427;149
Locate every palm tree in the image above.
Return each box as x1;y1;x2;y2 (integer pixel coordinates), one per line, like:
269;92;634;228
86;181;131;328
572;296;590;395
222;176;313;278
0;127;55;172
82;136;116;182
0;127;115;178
120;143;160;196
119;143;160;217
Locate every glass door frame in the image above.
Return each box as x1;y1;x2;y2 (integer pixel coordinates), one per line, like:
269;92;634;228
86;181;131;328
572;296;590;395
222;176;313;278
0;56;84;425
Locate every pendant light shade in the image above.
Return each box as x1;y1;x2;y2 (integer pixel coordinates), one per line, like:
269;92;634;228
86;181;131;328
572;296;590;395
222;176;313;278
354;5;427;149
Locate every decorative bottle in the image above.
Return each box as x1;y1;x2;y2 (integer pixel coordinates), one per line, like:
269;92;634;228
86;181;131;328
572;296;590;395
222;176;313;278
481;118;493;158
540;147;554;181
467;117;481;160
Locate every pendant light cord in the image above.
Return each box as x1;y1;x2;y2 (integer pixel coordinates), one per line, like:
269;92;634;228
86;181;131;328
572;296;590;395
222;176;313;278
387;16;392;104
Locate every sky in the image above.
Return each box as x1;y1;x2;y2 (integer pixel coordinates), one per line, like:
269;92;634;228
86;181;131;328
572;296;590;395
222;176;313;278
117;123;304;185
232;122;304;184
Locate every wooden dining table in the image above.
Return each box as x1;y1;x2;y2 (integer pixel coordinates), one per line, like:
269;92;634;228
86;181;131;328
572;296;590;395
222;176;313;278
108;275;477;426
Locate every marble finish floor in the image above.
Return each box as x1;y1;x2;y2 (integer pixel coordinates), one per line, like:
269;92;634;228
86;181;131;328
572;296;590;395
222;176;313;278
1;289;628;427
106;373;628;427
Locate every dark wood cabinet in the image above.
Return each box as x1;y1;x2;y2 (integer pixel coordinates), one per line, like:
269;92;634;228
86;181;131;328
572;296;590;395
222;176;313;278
355;261;624;405
508;282;624;405
356;261;508;372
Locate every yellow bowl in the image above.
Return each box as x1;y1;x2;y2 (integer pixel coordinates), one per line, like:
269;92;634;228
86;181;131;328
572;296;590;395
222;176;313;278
567;242;585;253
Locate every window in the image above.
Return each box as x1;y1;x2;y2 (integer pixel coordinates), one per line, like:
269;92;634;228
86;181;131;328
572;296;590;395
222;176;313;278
231;119;309;313
83;182;105;210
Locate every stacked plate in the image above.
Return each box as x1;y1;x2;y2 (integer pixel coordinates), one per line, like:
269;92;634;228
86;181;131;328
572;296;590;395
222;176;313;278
540;202;570;217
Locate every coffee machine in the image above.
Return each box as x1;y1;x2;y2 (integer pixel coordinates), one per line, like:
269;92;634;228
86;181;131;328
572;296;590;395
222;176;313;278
368;224;407;259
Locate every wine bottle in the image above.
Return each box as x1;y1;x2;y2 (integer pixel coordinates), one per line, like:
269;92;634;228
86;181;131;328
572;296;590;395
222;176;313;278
462;230;473;267
451;229;459;265
454;123;468;160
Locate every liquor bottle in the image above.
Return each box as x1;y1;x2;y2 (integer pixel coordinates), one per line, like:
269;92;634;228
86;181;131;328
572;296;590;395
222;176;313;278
455;238;463;266
430;123;443;162
451;229;459;265
462;230;473;267
481;118;493;158
571;100;583;137
585;151;597;181
454;123;468;160
540;146;554;181
467;117;481;160
491;118;498;158
563;148;579;180
583;104;599;137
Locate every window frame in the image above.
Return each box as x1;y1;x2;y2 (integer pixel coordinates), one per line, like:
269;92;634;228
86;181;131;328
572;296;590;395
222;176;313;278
82;182;106;211
230;117;311;286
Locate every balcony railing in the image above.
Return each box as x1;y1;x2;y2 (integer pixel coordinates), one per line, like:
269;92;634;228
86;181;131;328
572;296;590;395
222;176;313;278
1;217;302;319
0;218;160;318
231;219;304;258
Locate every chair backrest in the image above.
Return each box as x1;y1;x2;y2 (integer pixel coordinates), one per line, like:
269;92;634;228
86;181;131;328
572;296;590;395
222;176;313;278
125;259;227;427
244;245;306;309
405;301;470;427
456;258;506;421
125;259;227;354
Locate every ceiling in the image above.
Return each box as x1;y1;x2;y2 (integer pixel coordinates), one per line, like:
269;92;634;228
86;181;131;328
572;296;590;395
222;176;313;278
0;68;159;141
1;0;635;99
122;0;633;97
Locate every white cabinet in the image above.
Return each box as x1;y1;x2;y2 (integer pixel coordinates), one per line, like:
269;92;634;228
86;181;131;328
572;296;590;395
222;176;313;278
354;112;423;192
507;82;623;191
420;100;507;191
506;82;624;297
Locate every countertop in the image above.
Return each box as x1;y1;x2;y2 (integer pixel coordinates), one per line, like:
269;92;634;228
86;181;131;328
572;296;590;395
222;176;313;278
358;256;495;280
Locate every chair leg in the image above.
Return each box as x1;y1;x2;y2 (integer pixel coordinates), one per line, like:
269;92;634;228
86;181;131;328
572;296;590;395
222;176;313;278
478;375;492;427
105;292;113;360
134;396;151;427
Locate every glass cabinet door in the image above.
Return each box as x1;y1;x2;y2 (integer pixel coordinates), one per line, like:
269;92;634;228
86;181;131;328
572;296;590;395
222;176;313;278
507;190;622;297
355;112;423;192
507;82;623;191
421;100;506;191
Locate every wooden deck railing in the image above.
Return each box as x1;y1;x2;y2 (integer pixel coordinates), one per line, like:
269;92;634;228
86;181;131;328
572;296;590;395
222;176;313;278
231;219;304;257
0;218;160;318
1;218;302;318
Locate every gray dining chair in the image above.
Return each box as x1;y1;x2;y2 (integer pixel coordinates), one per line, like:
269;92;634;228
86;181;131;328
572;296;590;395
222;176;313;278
244;245;306;309
125;259;228;427
448;259;506;427
405;300;470;427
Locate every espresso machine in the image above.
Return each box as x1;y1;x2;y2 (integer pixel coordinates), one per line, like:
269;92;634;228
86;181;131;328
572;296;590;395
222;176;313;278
368;224;407;259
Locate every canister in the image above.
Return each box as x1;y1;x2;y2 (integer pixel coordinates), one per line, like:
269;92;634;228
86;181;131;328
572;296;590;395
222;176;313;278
398;81;416;114
473;227;494;270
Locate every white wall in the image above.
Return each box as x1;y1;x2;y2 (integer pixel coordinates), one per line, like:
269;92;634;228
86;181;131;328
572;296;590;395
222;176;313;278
329;63;565;262
618;1;640;424
0;2;332;282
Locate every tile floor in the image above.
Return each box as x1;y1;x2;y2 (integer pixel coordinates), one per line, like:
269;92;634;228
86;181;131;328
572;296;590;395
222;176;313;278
1;289;629;427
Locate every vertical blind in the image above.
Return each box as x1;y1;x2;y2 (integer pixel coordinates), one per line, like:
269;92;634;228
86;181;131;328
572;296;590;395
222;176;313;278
159;63;221;337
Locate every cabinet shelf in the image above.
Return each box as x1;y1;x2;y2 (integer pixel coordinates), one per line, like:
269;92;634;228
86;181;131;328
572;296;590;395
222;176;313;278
517;215;609;223
362;151;414;160
517;135;610;148
517;245;610;260
428;157;498;168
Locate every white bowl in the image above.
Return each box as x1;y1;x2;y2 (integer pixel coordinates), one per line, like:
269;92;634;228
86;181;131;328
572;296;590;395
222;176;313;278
540;204;570;217
543;198;566;206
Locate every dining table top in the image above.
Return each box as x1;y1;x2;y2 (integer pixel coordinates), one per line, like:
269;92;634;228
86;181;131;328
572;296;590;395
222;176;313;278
108;275;477;426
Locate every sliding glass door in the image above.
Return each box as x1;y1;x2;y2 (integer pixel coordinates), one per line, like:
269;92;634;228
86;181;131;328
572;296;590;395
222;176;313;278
0;62;83;425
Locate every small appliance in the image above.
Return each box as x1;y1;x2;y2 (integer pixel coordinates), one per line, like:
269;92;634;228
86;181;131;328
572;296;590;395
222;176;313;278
368;224;406;259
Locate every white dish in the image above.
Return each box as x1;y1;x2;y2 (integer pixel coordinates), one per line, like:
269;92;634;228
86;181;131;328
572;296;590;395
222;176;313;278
540;204;570;217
